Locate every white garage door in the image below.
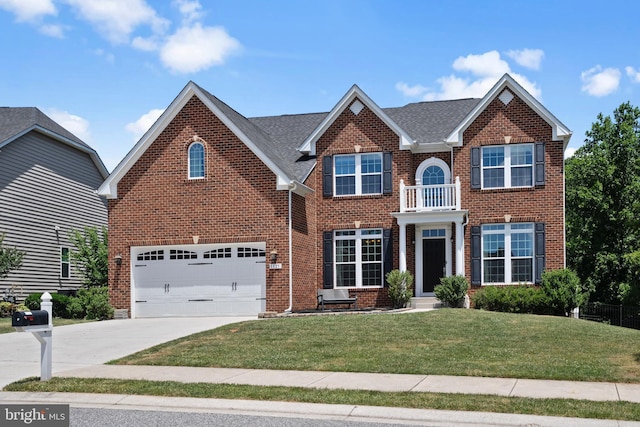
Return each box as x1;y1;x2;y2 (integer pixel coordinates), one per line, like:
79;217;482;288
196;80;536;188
132;243;266;318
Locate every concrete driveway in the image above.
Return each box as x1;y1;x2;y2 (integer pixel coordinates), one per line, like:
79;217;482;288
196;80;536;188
0;316;255;389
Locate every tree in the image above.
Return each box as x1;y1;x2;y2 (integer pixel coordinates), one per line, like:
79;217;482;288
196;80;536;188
0;233;25;279
68;226;108;288
565;102;640;305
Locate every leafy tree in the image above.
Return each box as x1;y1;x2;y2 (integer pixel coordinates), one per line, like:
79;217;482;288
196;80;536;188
68;226;108;288
566;102;640;305
0;233;25;279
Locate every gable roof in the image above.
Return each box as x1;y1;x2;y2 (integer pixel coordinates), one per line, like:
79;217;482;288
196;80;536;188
99;74;571;199
297;84;414;156
445;74;572;146
0;107;108;178
98;81;314;199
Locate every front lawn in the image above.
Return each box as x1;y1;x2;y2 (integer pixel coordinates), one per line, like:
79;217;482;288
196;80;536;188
113;309;640;383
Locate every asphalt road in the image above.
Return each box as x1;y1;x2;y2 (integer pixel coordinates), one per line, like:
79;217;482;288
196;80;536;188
70;407;428;427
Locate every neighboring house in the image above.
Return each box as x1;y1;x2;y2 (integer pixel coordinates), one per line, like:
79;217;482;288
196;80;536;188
0;108;108;300
98;74;571;318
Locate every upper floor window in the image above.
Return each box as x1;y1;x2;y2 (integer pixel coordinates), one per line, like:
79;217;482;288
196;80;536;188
60;247;70;279
334;153;382;196
188;142;205;179
482;144;533;189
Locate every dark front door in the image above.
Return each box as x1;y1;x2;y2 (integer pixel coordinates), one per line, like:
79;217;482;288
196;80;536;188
423;239;446;293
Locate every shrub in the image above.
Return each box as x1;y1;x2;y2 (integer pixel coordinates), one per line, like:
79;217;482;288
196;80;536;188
73;286;113;320
0;301;15;317
434;275;469;307
541;269;587;316
472;285;550;314
386;270;414;309
24;292;72;318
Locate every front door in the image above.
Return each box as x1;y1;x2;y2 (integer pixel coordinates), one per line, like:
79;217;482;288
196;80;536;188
423;238;446;293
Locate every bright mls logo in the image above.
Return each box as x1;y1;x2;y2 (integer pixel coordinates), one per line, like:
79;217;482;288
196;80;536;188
2;405;69;426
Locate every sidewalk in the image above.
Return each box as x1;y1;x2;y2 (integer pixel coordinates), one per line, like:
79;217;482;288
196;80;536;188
52;364;640;403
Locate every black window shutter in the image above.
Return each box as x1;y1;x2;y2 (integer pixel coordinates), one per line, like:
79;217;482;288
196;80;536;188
535;142;545;186
323;231;333;289
535;223;546;284
470;226;481;285
383;228;393;286
322;155;333;197
383;152;393;194
471;147;481;189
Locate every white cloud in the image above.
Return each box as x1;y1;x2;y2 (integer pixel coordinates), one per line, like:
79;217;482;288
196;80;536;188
125;108;165;141
160;23;241;73
39;23;64;38
399;50;542;102
46;109;91;142
173;0;203;24
65;0;169;44
505;49;544;70
94;48;115;63
452;50;510;77
626;66;640;83
581;65;621;96
564;147;577;159
132;36;159;51
395;82;429;98
0;0;55;21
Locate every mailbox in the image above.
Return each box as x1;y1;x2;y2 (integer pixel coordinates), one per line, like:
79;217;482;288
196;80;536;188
12;310;49;327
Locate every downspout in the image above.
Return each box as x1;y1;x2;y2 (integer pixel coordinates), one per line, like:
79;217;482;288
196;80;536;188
284;184;294;313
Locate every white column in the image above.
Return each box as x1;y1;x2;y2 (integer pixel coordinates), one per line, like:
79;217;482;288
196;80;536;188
36;292;53;381
399;179;406;213
399;222;407;272
455;220;464;276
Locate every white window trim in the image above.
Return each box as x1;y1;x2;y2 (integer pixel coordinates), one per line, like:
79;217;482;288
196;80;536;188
481;144;533;189
415;157;451;185
188;141;205;180
481;223;534;285
334;228;384;288
334;153;383;196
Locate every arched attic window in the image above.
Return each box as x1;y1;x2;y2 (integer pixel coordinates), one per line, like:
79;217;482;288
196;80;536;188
188;141;205;179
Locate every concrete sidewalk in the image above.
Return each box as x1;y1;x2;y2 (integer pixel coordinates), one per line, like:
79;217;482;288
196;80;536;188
55;364;640;403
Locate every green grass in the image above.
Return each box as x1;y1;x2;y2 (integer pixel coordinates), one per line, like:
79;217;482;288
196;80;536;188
0;317;92;334
113;310;640;383
6;377;640;421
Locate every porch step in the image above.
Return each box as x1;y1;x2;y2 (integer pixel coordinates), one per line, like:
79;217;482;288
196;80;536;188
410;297;445;310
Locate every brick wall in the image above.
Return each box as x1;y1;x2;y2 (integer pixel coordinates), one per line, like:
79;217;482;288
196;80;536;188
311;99;414;307
457;90;565;289
108;95;300;314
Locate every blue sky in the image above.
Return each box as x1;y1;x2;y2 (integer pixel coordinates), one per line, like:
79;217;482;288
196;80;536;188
1;0;639;171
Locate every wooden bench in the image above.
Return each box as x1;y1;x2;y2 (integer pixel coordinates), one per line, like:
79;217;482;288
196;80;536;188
317;289;357;311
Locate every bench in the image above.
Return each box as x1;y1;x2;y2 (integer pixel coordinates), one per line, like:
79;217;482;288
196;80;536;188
317;289;357;311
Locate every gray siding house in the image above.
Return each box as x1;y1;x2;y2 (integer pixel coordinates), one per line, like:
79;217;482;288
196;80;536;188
0;107;108;300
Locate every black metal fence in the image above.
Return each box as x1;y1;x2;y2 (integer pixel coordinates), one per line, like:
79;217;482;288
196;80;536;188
579;302;640;330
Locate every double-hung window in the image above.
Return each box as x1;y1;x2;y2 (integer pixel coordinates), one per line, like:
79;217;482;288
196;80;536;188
482;223;534;284
60;247;70;279
335;229;383;287
482;144;533;188
334;153;382;196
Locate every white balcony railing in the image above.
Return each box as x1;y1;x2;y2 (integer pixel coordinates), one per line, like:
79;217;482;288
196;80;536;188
400;177;461;212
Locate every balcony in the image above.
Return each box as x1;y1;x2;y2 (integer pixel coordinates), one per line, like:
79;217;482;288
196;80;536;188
399;177;461;213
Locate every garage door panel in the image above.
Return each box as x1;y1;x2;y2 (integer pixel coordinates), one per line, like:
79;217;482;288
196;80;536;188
132;243;266;318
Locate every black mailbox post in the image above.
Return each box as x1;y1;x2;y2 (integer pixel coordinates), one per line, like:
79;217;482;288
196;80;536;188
12;310;49;327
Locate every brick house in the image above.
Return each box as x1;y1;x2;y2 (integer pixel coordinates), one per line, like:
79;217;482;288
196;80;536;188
98;74;571;318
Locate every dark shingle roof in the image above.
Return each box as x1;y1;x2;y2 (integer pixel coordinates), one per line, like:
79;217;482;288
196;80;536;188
0;107;89;148
194;84;481;183
384;98;482;144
